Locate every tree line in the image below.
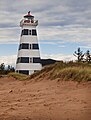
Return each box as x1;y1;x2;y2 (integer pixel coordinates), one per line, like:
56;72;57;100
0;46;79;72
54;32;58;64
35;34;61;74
0;63;15;75
74;47;91;63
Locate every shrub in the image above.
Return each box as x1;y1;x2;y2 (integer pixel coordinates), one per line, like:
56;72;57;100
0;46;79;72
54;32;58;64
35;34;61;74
8;72;28;80
29;62;91;82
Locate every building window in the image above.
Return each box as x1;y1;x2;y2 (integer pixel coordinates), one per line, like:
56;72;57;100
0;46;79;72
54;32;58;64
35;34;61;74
22;29;28;35
19;70;29;75
19;43;29;50
17;57;29;63
21;57;29;63
22;43;29;49
16;70;18;73
17;57;41;64
32;44;39;49
33;57;41;63
21;29;37;36
16;57;21;63
32;29;37;36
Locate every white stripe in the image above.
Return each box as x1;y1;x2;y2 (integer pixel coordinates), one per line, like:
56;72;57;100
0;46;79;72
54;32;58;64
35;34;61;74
22;25;37;29
20;36;38;43
16;63;42;70
18;50;40;57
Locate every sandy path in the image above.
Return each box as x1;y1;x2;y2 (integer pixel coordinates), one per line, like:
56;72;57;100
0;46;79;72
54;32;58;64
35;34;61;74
0;77;91;120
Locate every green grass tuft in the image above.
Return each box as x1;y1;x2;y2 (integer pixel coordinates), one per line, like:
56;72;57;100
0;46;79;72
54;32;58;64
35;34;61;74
8;72;29;80
51;67;91;82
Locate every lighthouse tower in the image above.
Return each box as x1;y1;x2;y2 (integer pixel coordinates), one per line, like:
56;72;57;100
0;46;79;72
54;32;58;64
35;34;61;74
16;11;42;75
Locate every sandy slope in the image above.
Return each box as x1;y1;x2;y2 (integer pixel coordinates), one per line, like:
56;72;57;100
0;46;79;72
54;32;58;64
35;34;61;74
0;77;91;120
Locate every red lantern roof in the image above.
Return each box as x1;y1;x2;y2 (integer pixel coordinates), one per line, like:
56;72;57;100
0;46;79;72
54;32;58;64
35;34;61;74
24;11;34;19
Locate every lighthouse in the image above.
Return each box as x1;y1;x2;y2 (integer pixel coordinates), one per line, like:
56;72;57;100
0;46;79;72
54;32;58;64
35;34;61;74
16;11;42;75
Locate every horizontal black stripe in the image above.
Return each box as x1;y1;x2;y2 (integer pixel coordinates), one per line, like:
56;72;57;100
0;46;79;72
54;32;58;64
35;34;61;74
19;43;39;50
21;29;37;36
17;57;41;63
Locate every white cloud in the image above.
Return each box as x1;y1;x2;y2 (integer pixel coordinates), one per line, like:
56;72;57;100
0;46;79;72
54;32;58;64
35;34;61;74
0;27;20;43
38;26;91;44
79;45;91;49
58;45;66;48
0;0;91;45
0;55;17;67
40;41;56;45
41;53;76;61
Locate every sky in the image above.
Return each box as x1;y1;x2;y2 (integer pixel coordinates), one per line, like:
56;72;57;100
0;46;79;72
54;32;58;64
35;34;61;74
0;0;91;67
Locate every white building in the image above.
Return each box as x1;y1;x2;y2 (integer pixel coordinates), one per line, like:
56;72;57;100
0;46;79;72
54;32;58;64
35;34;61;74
16;11;42;75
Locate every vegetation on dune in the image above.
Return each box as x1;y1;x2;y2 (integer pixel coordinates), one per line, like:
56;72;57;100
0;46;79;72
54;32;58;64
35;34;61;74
2;61;90;82
0;61;91;82
8;72;29;80
50;66;91;82
28;62;91;82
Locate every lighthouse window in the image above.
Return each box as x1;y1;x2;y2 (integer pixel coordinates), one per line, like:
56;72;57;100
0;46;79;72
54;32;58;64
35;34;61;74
22;29;28;35
33;57;41;63
32;44;39;49
21;57;29;63
19;70;29;75
32;29;37;36
17;57;21;63
22;43;29;49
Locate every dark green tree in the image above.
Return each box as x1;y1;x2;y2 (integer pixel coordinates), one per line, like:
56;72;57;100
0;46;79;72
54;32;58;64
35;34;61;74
73;48;84;62
7;65;11;71
85;50;91;63
7;65;15;72
0;63;5;71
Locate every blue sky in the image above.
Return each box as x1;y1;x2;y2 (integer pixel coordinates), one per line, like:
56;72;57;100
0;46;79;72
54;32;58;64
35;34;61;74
0;0;91;66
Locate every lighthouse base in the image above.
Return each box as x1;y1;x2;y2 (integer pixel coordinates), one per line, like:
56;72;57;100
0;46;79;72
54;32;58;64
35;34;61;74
16;63;42;75
16;70;35;75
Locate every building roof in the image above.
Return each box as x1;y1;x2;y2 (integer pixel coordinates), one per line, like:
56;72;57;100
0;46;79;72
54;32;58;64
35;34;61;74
24;11;34;19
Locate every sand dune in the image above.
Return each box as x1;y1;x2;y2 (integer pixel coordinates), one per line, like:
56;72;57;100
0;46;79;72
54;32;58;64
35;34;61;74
0;77;91;120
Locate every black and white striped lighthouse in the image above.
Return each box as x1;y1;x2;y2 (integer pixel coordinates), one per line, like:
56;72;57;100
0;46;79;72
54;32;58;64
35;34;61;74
16;11;42;75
